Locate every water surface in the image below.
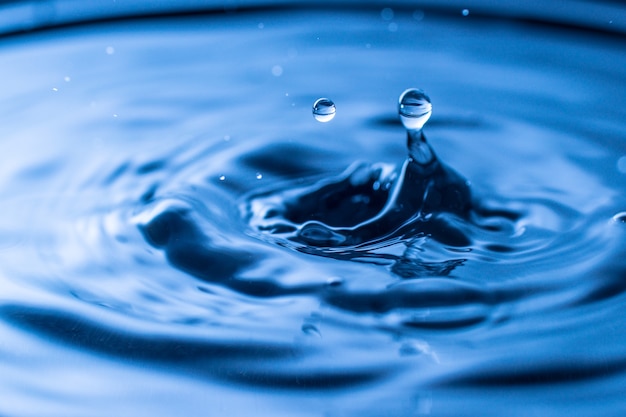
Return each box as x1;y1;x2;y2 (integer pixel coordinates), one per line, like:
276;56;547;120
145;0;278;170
1;2;626;416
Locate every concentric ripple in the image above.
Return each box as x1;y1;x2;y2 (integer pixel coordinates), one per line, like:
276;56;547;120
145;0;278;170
0;4;625;417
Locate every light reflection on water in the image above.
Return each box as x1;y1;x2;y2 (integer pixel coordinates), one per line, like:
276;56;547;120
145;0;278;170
0;1;626;416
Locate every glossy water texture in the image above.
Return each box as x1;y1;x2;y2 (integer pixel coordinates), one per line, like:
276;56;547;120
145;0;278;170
1;3;626;417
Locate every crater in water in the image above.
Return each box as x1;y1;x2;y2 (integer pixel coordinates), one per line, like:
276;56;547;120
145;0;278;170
243;88;474;274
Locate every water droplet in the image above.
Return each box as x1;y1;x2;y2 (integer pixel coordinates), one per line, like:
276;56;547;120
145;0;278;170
51;87;58;92
312;98;336;122
219;175;226;181
271;65;283;77
398;88;432;131
462;9;470;16
64;76;71;82
105;46;115;55
223;135;231;142
381;8;394;21
256;172;263;180
613;212;626;223
388;22;398;32
617;156;626;174
257;22;264;29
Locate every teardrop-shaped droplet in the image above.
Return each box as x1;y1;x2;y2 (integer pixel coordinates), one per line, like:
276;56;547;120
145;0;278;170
312;98;336;122
398;88;432;131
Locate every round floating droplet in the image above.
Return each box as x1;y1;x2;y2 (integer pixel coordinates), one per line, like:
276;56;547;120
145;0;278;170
256;172;263;180
398;88;432;131
312;98;336;122
219;175;225;181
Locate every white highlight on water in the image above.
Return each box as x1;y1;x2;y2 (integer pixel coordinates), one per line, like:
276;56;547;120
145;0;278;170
271;65;283;76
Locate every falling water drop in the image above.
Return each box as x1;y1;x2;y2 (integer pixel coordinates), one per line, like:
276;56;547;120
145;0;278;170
398;88;432;131
312;98;336;122
398;88;434;164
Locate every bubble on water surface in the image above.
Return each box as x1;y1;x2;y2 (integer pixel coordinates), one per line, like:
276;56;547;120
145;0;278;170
312;98;336;122
398;88;432;131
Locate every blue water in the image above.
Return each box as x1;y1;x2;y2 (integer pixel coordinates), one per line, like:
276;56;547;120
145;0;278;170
1;2;626;416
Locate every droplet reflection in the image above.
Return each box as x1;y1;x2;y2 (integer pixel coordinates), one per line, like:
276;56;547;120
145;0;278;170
398;88;432;131
312;98;336;122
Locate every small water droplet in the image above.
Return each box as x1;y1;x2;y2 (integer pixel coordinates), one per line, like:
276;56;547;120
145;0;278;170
223;135;231;142
64;76;71;82
219;175;226;181
381;8;394;21
257;22;264;29
388;22;398;32
105;46;115;55
51;87;58;92
113;114;118;118
398;88;432;131
613;212;626;223
312;98;336;122
462;9;470;16
256;172;263;180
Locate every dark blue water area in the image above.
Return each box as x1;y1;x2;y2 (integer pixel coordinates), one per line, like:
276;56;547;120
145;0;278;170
1;1;626;416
